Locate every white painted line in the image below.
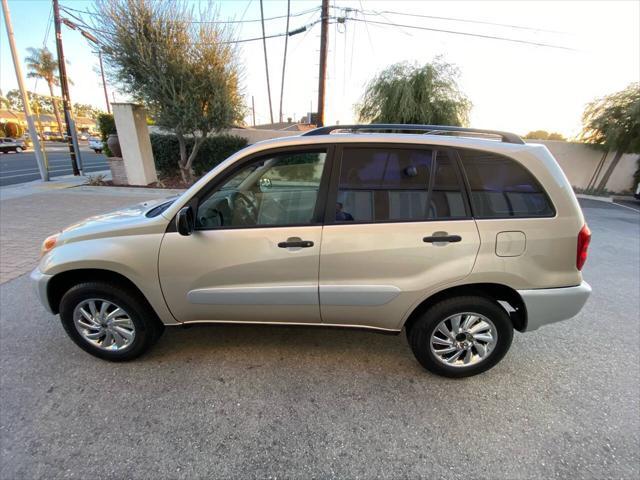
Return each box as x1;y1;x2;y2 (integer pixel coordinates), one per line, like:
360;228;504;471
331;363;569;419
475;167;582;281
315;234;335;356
1;166;107;180
1;162;107;174
612;202;640;213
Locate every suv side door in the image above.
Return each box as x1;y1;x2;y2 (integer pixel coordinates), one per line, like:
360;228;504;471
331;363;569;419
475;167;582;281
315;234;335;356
318;143;481;330
159;146;332;324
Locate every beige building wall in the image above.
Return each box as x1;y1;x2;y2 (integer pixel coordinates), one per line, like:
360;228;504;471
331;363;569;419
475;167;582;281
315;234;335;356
525;140;637;193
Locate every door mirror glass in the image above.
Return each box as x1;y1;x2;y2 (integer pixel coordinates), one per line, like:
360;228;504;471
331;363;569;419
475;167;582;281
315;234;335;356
176;206;195;236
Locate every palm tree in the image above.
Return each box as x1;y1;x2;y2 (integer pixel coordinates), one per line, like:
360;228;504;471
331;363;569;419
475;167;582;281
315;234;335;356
24;47;65;135
581;83;640;192
356;59;472;126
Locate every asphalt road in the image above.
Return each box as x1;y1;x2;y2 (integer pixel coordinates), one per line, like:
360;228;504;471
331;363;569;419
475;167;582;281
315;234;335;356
0;142;108;187
0;199;638;479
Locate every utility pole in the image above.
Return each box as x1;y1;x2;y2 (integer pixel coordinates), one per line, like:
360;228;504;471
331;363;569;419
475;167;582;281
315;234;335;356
251;96;256;126
53;0;82;175
2;0;48;181
278;0;291;124
98;51;111;114
259;0;274;124
316;0;329;127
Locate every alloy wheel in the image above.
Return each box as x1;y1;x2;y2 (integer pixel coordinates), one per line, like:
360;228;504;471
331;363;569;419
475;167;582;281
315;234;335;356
73;298;136;351
429;312;498;368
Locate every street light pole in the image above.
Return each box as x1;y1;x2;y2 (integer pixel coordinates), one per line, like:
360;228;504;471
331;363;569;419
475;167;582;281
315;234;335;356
98;50;111;114
53;0;82;175
2;0;48;181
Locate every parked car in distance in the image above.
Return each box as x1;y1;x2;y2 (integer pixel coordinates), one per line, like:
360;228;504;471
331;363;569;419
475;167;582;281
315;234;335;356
79;133;89;141
88;137;103;153
32;124;592;378
0;137;27;153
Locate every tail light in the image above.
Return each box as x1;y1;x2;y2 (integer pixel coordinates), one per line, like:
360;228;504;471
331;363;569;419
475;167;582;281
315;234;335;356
577;224;591;270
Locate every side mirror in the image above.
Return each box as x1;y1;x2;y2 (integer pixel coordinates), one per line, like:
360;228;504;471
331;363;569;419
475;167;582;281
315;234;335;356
176;206;195;236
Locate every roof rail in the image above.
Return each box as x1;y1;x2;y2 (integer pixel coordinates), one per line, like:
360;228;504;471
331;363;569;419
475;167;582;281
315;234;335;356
301;124;525;145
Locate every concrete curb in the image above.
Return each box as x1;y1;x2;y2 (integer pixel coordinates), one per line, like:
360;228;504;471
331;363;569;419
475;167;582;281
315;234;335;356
1;170;186;201
70;185;186;197
576;193;613;203
0;171;110;201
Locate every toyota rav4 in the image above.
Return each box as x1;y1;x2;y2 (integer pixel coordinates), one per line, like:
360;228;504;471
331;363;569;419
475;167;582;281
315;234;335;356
31;124;592;377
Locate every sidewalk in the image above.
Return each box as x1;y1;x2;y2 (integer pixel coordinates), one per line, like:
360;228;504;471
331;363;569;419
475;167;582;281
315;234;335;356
0;175;184;284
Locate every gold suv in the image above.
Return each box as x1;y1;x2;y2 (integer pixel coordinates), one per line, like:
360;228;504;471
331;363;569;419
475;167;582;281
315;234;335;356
32;125;592;377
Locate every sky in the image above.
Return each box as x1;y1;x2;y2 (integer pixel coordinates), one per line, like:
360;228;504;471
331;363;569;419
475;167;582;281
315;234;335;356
1;0;639;138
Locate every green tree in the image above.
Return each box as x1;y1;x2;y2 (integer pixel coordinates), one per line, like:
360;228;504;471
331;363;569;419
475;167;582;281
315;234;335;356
581;83;640;191
356;59;471;126
24;47;65;134
547;132;566;141
524;130;566;141
95;0;244;182
73;103;104;119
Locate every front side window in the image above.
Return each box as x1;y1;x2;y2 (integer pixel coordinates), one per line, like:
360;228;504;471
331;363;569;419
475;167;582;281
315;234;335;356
335;147;467;223
196;150;326;228
459;149;554;218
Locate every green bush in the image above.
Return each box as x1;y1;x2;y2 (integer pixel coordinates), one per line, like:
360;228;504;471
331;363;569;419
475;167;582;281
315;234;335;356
150;133;248;177
97;113;116;156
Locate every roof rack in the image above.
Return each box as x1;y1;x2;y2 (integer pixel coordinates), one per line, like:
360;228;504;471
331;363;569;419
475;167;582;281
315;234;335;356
301;124;525;145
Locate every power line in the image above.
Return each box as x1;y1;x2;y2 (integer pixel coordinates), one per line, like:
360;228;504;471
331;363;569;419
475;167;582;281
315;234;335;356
60;3;320;25
347;17;574;50
60;5;323;46
335;6;567;35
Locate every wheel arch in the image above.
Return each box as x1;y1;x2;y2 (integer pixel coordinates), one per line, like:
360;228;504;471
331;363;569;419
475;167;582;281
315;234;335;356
403;283;527;332
47;268;159;320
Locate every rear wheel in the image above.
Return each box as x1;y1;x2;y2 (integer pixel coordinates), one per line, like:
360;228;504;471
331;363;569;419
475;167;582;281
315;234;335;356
15;146;22;153
407;296;513;378
59;281;164;361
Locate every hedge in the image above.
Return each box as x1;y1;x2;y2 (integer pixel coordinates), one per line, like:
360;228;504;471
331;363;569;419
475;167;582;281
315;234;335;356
150;133;248;177
97;113;116;157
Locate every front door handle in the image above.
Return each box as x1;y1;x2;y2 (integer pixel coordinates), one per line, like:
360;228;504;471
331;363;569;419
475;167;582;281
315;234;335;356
278;239;314;248
423;235;462;243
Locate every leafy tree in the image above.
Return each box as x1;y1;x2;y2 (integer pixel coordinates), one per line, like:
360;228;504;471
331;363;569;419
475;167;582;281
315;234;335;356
356;59;471;126
547;132;566;141
24;47;65;134
6;89;24;111
95;0;244;182
73;103;104;119
581;83;640;191
524;130;566;141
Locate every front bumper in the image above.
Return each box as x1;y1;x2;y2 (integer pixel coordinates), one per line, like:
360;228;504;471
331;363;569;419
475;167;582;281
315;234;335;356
30;268;54;313
518;281;591;331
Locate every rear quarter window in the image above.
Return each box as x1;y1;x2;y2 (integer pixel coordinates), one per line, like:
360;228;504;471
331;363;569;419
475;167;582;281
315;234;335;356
458;149;555;218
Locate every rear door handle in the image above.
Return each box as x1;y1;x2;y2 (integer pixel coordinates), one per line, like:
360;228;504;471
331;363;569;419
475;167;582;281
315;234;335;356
278;239;314;248
423;235;462;243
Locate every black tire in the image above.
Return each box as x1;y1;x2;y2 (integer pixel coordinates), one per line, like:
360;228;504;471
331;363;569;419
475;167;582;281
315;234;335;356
407;296;513;378
15;146;22;153
59;281;164;361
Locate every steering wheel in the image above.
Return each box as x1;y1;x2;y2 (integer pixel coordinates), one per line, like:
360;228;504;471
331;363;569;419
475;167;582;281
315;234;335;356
229;191;259;225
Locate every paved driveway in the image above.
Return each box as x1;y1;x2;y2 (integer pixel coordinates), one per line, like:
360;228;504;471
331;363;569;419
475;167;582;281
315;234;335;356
0;196;638;479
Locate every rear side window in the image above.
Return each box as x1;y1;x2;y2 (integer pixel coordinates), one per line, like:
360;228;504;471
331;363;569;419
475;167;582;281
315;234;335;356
335;147;468;223
459;149;554;218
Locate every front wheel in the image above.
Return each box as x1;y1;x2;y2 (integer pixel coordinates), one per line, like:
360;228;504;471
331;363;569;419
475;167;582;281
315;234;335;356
407;296;513;378
59;281;164;361
15;146;23;153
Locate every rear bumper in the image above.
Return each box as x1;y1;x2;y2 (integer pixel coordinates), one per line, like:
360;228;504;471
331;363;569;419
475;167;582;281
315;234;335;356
518;281;591;331
30;267;54;313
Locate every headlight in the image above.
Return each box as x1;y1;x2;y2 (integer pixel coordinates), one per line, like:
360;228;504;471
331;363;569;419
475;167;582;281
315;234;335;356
41;233;60;257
